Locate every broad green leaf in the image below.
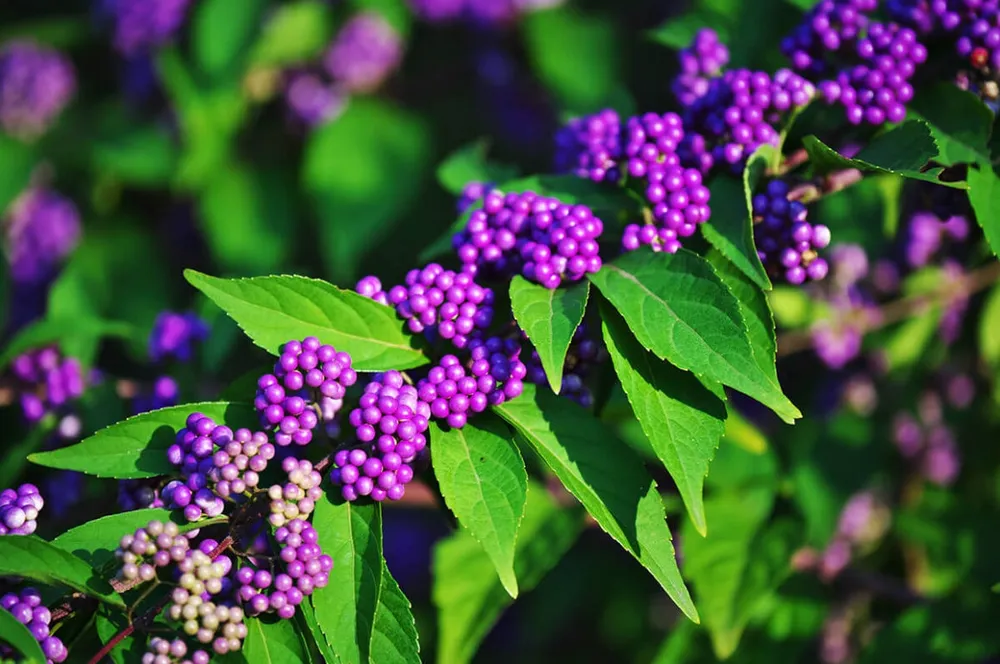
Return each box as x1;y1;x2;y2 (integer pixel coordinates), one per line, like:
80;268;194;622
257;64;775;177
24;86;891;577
601;302;726;537
0;316;135;370
29;402;254;478
967;162;1000;257
87;106;178;187
346;0;411;35
303;99;430;283
184;270;428;370
0;536;124;607
0;608;46;663
436;140;518;195
430;416;528;598
682;492;798;659
298;599;342;664
311;499;420;664
979;284;1000;367
494;384;698;622
803;122;965;188
433;482;583;664
510;277;589;393
703;148;773;291
588;249;800;423
648;11;730;49
0;135;35;214
249;0;334;66
909;83;993;167
193;0;268;79
244;614;312;662
522;6;621;113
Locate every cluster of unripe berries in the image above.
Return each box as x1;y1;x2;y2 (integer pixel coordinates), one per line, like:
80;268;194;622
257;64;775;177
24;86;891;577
1;587;66;663
0;483;44;535
254;336;357;447
10;346;85;424
753;179;832;284
116;520;191;583
268;458;324;527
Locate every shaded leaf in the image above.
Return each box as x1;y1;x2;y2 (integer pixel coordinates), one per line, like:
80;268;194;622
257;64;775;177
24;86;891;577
0;536;124;607
249;0;334;67
909;83;993;167
0;135;35;214
244;614;312;663
436;140;518;195
510;277;589;393
0;607;46;663
298;599;341;664
431;415;528;597
192;0;268;79
967;161;1000;257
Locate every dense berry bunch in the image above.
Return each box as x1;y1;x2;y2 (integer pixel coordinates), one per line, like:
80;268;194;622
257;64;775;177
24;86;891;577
255;337;357;446
457;181;496;214
283;69;347;127
525;325;603;406
553;109;623;182
118;478;164;511
10;346;85;424
622;164;712;254
753;180;832;284
680;69;815;172
4;188;81;285
236;520;332;619
673;29;730;107
622;112;685;178
149;311;209;363
417;354;492;428
956;5;1000;72
330;446;414;502
102;0;193;55
0;483;43;535
116;520;190;583
357;265;495;349
267;458;324;527
323;13;402;94
781;0;878;76
453;190;604;288
0;41;74;139
1;587;67;663
142;636;209;664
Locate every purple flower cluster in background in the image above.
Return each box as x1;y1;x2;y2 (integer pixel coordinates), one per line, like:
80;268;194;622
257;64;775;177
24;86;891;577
0;41;75;139
148;311;209;363
673;28;730;107
1;587;67;663
904;210;969;268
102;0;193;55
4;188;81;286
283;70;348;128
0;483;44;535
10;346;86;424
892;386;966;486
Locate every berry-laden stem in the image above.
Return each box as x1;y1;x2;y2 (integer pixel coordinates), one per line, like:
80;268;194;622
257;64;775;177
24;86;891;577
776;261;1000;357
85;536;233;664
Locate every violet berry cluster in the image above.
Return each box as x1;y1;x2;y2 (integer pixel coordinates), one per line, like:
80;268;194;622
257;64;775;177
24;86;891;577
149;311;209;363
673;28;730;106
622;162;712;254
453;189;604;288
553;108;623;183
0;41;75;140
753;179;832;284
102;0;193;55
330;371;430;502
0;483;44;535
1;587;67;663
4;188;81;287
457;181;496;214
9;346;85;425
525;325;603;407
356;265;495;349
254;336;357;446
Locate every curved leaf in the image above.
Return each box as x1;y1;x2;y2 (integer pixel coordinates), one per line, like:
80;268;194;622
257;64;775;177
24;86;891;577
244;614;312;663
0;607;47;663
510;277;589;394
494;384;698;622
909;83;993;167
184;270;428;371
431;416;528;598
29;402;254;478
0;536;124;607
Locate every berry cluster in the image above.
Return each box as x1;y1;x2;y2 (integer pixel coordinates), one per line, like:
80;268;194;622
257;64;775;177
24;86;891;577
254;336;357;447
0;41;75;140
524;325;603;406
4;188;81;286
622;112;685;178
453;189;604;288
149;311;209;363
142;636;210;664
236;519;332;619
457;181;496;214
102;0;193;56
622;164;712;254
267;458;324;527
753;179;832;284
357;265;495;349
0;483;43;535
673;29;730;107
553;108;623;183
782;0;878;76
324;12;404;94
116;520;190;583
9;346;86;424
1;588;67;663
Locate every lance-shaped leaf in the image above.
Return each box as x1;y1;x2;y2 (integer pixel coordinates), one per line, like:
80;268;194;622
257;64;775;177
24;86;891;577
0;537;124;607
431;415;528;598
0;608;47;663
28;402;254;478
243;614;313;663
298;601;341;664
967;161;1000;258
601;301;726;537
433;482;584;664
310;499;420;664
184;270;427;370
589;249;799;423
909;83;993;167
494;384;698;622
510;276;589;393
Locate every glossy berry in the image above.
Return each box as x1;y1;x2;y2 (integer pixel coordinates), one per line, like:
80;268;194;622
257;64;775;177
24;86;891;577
1;588;66;663
0;484;44;535
752;179;831;284
554;109;623;182
674;28;730;107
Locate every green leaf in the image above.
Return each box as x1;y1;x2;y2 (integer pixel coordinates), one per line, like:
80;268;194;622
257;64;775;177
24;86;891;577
87;105;178;187
29;402;255;478
0;135;35;214
303;99;430;283
311;499;420;664
803;121;966;188
600;301;726;537
703;148;773;290
967;161;1000;257
0;607;46;663
298;599;341;663
494;384;698;622
588;249;800;423
883;306;942;371
0;536;124;607
433;482;584;664
510;277;589;393
436;140;519;195
184;270;427;370
345;0;411;35
908;83;993;167
682;492;797;659
0;316;135;370
648;11;730;49
244;614;312;662
249;0;334;67
979;284;1000;367
430;416;528;598
193;0;268;79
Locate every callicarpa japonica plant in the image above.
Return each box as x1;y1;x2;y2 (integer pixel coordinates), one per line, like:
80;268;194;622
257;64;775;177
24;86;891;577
3;0;1000;662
